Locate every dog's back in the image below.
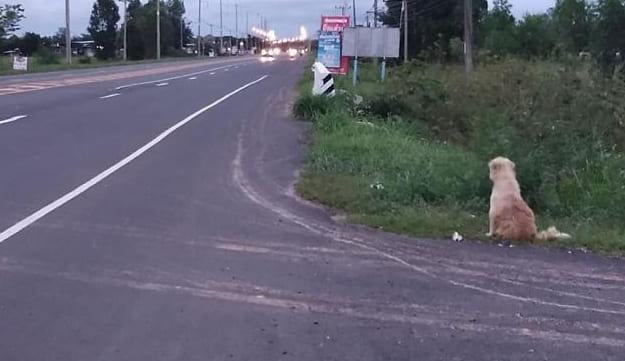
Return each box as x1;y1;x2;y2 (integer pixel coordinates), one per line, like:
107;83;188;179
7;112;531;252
489;157;538;242
493;192;537;241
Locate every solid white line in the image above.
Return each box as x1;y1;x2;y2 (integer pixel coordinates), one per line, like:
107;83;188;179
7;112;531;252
99;93;121;99
115;61;252;90
0;75;268;244
156;83;169;87
0;115;28;125
188;77;197;80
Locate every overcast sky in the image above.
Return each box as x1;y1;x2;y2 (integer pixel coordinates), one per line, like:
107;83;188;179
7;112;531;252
7;0;555;38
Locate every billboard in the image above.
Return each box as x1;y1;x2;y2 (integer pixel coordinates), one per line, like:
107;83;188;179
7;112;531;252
319;15;350;75
342;27;401;58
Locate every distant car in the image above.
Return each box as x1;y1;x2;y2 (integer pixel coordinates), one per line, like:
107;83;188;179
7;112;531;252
260;49;275;62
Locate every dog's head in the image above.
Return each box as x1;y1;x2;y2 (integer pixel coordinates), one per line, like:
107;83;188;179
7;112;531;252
489;157;516;182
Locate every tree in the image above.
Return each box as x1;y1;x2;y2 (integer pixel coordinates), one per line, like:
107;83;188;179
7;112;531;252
167;0;189;50
479;0;520;56
126;0;145;59
0;4;24;39
380;0;487;60
19;32;42;55
552;0;591;53
516;14;556;59
88;0;120;59
592;0;625;71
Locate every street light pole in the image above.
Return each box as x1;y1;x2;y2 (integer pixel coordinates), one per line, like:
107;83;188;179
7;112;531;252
198;0;201;56
123;0;127;61
65;0;71;64
156;0;161;59
219;0;223;53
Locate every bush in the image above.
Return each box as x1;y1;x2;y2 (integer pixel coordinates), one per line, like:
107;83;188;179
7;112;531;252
78;57;93;64
34;48;61;65
293;93;340;121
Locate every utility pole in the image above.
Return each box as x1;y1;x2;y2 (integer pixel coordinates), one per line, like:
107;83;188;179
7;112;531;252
65;0;71;64
374;0;378;27
246;12;249;50
123;0;127;61
197;0;201;56
219;0;223;53
352;0;357;26
235;4;238;42
403;0;408;63
464;0;474;79
156;0;161;59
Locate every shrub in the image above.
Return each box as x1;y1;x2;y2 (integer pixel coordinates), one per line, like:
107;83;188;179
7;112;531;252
35;48;61;65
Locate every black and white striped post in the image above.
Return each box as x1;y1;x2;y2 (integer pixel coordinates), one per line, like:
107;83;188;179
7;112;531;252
312;62;336;97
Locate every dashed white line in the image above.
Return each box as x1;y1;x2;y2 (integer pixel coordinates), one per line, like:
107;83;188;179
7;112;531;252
188;77;198;80
99;93;121;99
209;72;216;75
0;115;28;125
115;61;252;90
224;68;230;72
0;75;268;244
156;83;169;87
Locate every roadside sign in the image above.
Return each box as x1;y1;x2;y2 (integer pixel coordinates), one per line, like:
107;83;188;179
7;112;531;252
317;31;342;68
342;27;401;58
320;15;350;75
12;56;28;71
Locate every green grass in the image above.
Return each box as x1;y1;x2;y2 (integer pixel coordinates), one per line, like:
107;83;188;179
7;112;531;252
0;55;201;76
295;60;625;255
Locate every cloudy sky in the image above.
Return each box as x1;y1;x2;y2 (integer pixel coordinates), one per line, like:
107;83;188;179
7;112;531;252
7;0;554;38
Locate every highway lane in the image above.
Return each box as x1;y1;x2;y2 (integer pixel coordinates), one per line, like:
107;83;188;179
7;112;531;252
0;57;624;360
0;58;257;231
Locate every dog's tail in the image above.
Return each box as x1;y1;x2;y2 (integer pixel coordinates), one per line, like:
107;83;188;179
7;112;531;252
536;226;572;242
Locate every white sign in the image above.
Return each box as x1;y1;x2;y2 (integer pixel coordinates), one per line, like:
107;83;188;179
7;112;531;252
13;56;28;71
342;28;401;58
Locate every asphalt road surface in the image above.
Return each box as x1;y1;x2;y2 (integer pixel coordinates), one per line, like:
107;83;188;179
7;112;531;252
0;56;624;361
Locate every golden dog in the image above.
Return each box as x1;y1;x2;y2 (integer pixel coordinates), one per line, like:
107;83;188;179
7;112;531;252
487;157;570;242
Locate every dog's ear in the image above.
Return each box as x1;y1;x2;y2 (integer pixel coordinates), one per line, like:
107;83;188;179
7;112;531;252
510;160;516;169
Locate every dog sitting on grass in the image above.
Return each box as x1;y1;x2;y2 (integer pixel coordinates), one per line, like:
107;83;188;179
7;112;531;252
487;157;571;242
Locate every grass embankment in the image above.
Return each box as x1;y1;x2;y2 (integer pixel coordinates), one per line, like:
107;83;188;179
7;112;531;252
295;59;625;255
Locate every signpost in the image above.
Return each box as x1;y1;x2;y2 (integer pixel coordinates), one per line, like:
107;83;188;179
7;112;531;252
12;56;28;71
319;16;350;75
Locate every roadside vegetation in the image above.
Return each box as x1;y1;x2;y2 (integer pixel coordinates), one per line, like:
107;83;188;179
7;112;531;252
295;0;625;255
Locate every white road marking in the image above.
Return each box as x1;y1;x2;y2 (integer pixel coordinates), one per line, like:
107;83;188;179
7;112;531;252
209;72;216;75
0;115;28;125
99;93;121;99
0;75;268;244
156;82;169;87
225;69;230;72
115;61;252;90
188;77;197;80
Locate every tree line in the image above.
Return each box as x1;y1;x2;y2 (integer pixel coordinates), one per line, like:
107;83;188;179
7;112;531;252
0;0;193;61
382;0;625;71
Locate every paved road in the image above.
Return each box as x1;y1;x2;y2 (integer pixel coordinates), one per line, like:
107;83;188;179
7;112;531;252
0;56;624;361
